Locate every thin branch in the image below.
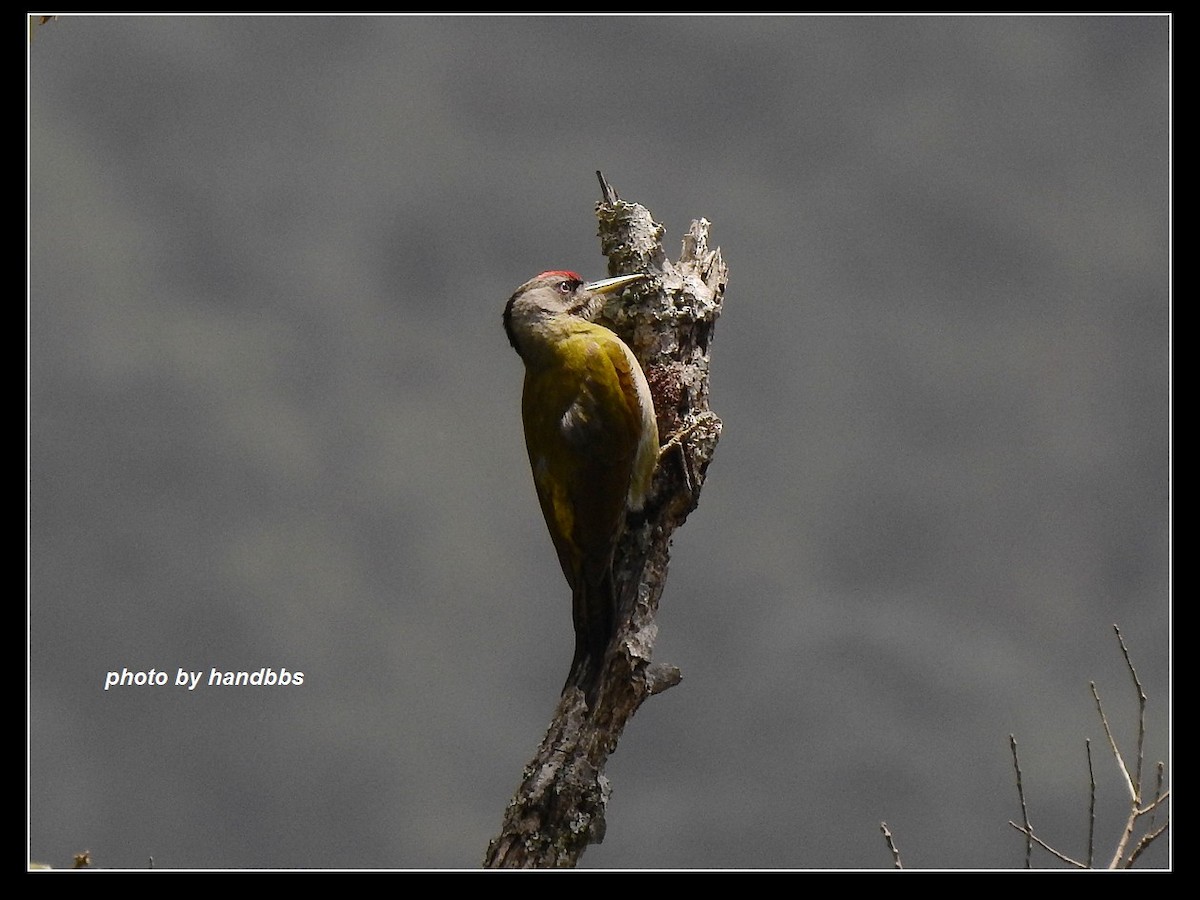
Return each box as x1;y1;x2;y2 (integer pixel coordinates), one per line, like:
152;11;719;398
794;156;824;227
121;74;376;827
1113;625;1147;795
1124;821;1170;868
1136;788;1170;817
1007;627;1166;870
879;822;903;869
1009;735;1033;868
1114;790;1170;868
1090;681;1136;802
1006;822;1087;868
1149;762;1164;830
1099;627;1169;870
1085;739;1095;869
595;170;620;206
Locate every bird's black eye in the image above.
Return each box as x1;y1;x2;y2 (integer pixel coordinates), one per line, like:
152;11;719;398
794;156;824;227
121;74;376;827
557;280;573;294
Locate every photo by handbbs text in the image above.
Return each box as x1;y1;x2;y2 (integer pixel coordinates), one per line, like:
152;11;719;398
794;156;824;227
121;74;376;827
103;667;306;690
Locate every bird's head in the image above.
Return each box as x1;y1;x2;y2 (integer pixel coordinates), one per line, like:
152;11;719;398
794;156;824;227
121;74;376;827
503;271;645;359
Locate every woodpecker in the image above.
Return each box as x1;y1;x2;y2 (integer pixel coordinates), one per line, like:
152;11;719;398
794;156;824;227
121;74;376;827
503;271;658;703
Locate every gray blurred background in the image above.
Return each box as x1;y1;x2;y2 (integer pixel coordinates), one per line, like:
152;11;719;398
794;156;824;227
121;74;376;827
28;15;1169;869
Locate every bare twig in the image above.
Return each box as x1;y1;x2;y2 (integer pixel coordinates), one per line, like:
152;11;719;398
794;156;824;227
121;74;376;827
1109;787;1171;868
1085;739;1096;868
595;170;620;206
1149;761;1164;831
1090;681;1136;802
1111;788;1171;869
879;822;903;869
1125;821;1170;868
1136;790;1170;817
1006;822;1087;868
1007;627;1167;869
1113;625;1147;795
1009;735;1033;868
1101;631;1166;869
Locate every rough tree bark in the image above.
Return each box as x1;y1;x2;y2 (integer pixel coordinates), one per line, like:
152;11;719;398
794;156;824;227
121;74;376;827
483;173;726;868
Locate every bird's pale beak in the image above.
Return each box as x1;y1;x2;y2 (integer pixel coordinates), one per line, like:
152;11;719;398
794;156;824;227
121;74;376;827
584;273;646;295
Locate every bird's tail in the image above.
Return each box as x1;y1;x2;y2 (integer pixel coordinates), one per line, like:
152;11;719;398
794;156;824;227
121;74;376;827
564;570;616;707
